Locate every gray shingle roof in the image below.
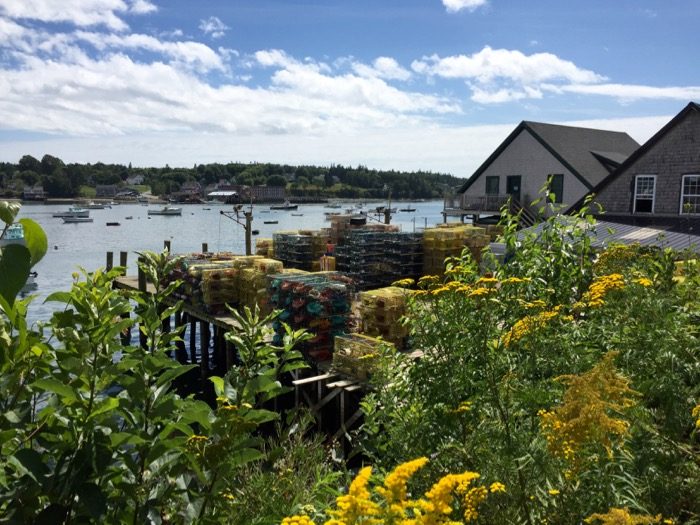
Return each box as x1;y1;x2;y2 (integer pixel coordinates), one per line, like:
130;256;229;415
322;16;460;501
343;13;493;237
524;121;640;187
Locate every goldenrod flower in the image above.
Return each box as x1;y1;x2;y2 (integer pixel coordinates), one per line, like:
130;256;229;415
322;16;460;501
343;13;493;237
282;515;315;525
633;277;653;287
548;489;560;496
585;507;663;524
489;482;506;493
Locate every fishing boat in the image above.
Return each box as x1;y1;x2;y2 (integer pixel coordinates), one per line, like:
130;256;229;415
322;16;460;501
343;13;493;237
52;206;89;218
270;200;298;211
324;201;342;209
62;217;94;223
0;223;26;247
263;220;279;224
147;206;182;216
106;222;120;226
399;206;416;212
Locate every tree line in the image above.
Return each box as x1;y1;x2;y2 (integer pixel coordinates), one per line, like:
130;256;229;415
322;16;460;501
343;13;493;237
0;154;465;199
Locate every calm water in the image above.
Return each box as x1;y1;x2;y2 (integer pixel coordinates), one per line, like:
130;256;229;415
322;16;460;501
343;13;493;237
17;200;447;322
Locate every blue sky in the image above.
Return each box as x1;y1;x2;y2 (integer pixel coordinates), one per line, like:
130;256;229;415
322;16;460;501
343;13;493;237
0;0;698;177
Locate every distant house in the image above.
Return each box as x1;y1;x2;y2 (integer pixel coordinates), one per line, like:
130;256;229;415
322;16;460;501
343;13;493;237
96;185;118;198
126;174;144;185
448;121;639;222
23;184;46;200
576;102;700;232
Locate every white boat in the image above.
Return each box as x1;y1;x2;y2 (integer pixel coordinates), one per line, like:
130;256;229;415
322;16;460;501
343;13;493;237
62;217;94;223
148;206;182;216
52;206;89;218
325;201;342;209
1;224;38;287
86;201;111;209
270;200;298;210
0;223;26;247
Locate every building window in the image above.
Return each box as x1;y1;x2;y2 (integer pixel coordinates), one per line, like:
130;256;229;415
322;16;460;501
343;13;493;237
485;176;499;195
548;174;564;204
680;174;700;214
633;175;656;213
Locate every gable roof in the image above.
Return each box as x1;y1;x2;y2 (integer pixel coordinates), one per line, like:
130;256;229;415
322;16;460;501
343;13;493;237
567;102;700;214
459;121;640;193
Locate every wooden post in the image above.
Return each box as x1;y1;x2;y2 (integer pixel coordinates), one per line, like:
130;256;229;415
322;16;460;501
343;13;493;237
174;311;188;363
106;251;114;271
137;256;148;349
202;242;208;253
244;212;252;255
384;208;391;224
189;317;197;363
164;240;171;252
119;251;128;274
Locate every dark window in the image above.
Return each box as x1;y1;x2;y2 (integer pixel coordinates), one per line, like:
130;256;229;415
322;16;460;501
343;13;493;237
549;174;564;203
485;176;499;195
634;175;655;213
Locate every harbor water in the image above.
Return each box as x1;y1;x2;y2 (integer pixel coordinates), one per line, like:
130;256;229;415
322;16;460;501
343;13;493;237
16;200;448;323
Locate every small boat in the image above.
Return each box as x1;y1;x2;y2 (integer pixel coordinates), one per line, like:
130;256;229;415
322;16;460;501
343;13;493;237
252;229;260;235
86;201;110;209
0;223;26;247
147;206;182;216
270;200;298;211
325;201;342;209
106;222;120;226
62;217;94;223
125;216;133;220
399;207;416;212
263;220;279;224
203;207;211;210
53;206;89;218
291;213;304;216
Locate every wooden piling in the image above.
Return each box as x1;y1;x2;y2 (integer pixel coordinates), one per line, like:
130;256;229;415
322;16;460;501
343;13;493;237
164;240;171;252
106;251;114;271
202;242;208;253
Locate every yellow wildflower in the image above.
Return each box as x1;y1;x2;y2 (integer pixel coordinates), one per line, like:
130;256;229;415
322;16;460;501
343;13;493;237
282;515;315;525
539;352;638;465
582;273;625;308
377;457;429;506
489;482;506;493
454;401;473;413
633;277;653;287
463;486;488;521
548;489;560;496
469;287;492;297
476;276;499;285
585;507;662;524
693;404;700;429
503;306;562;348
327;466;380;524
418;275;440;288
392;278;415;288
502;276;531;284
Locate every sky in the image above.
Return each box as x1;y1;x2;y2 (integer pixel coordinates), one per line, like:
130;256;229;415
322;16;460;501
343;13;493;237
0;0;699;178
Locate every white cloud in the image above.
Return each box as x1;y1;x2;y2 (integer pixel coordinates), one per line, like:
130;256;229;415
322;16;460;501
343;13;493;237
74;30;225;71
129;0;157;14
545;83;700;102
413;46;605;103
0;0;154;31
352;56;411;81
199;16;229;39
442;0;488;13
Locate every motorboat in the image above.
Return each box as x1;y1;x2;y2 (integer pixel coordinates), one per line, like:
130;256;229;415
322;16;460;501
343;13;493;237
270;200;298;211
147;206;182;216
0;223;26;247
106;222;120;226
62;217;94;223
263;220;279;224
325;201;343;209
86;201;111;209
399;206;416;212
52;206;89;218
0;223;38;288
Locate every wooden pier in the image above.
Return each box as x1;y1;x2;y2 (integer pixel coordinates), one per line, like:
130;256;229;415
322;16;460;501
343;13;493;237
108;247;368;454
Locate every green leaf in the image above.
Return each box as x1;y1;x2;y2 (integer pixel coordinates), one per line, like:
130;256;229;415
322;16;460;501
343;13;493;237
77;482;107;518
34;378;79;402
18;218;47;267
0;244;31;305
45;291;73;304
88;397;119;420
209;376;225;396
155;364;198;388
12;448;48;482
0;201;20;225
